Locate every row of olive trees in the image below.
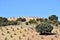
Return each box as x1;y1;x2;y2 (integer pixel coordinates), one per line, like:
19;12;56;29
0;17;17;26
36;15;60;26
0;15;59;26
0;17;8;26
0;17;26;26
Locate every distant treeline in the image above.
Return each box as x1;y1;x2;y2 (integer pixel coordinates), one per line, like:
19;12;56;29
0;17;26;26
0;15;60;26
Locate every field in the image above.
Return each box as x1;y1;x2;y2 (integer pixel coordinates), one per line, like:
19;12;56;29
0;15;60;40
0;25;60;40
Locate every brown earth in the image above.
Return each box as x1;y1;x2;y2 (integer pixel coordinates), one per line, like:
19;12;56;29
0;25;60;40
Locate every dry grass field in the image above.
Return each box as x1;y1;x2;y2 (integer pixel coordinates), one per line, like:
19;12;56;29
0;16;60;40
0;25;60;40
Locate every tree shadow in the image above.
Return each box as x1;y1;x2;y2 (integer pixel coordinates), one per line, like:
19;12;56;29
40;33;57;35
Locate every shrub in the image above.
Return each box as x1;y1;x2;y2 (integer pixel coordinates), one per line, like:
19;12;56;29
7;21;17;25
7;31;10;34
6;28;9;30
0;17;8;26
17;28;19;30
22;18;26;22
55;23;58;26
36;18;48;22
27;37;31;40
10;35;13;38
20;31;22;33
32;35;34;38
55;35;58;38
29;19;37;24
23;34;26;37
16;18;26;22
24;29;27;32
48;15;58;21
44;18;48;22
5;37;8;40
0;17;18;26
16;18;22;21
19;36;22;40
1;33;5;36
39;18;44;22
57;21;60;25
47;20;55;25
35;23;53;34
41;37;44;39
36;18;40;21
12;29;15;31
14;33;17;35
25;22;29;25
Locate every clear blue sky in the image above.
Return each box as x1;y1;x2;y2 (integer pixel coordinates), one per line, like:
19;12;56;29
0;0;60;20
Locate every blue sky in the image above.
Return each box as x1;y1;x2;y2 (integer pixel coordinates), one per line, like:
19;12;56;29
0;0;60;20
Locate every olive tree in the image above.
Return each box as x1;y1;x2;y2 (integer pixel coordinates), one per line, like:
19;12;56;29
16;18;26;22
35;23;53;34
48;15;58;21
29;19;37;24
0;17;8;26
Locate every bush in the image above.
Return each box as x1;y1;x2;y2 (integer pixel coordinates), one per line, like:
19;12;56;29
16;18;26;22
0;17;18;26
7;21;17;25
25;22;29;25
39;18;44;22
36;18;40;21
0;17;8;26
47;20;58;25
57;21;60;25
35;23;53;34
29;19;37;24
36;18;48;22
48;15;58;21
44;18;48;22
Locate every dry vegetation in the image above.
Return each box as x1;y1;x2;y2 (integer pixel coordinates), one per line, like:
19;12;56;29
0;15;60;40
0;25;60;40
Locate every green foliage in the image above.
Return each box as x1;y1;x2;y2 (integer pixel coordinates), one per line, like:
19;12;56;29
36;18;45;22
36;18;40;21
48;15;58;21
0;17;17;26
0;17;8;26
47;15;59;25
47;20;58;26
44;18;48;22
16;18;26;22
57;21;60;25
29;19;37;24
39;18;44;22
0;17;8;22
36;23;53;34
0;15;59;26
25;22;29;25
7;21;17;25
47;20;55;25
